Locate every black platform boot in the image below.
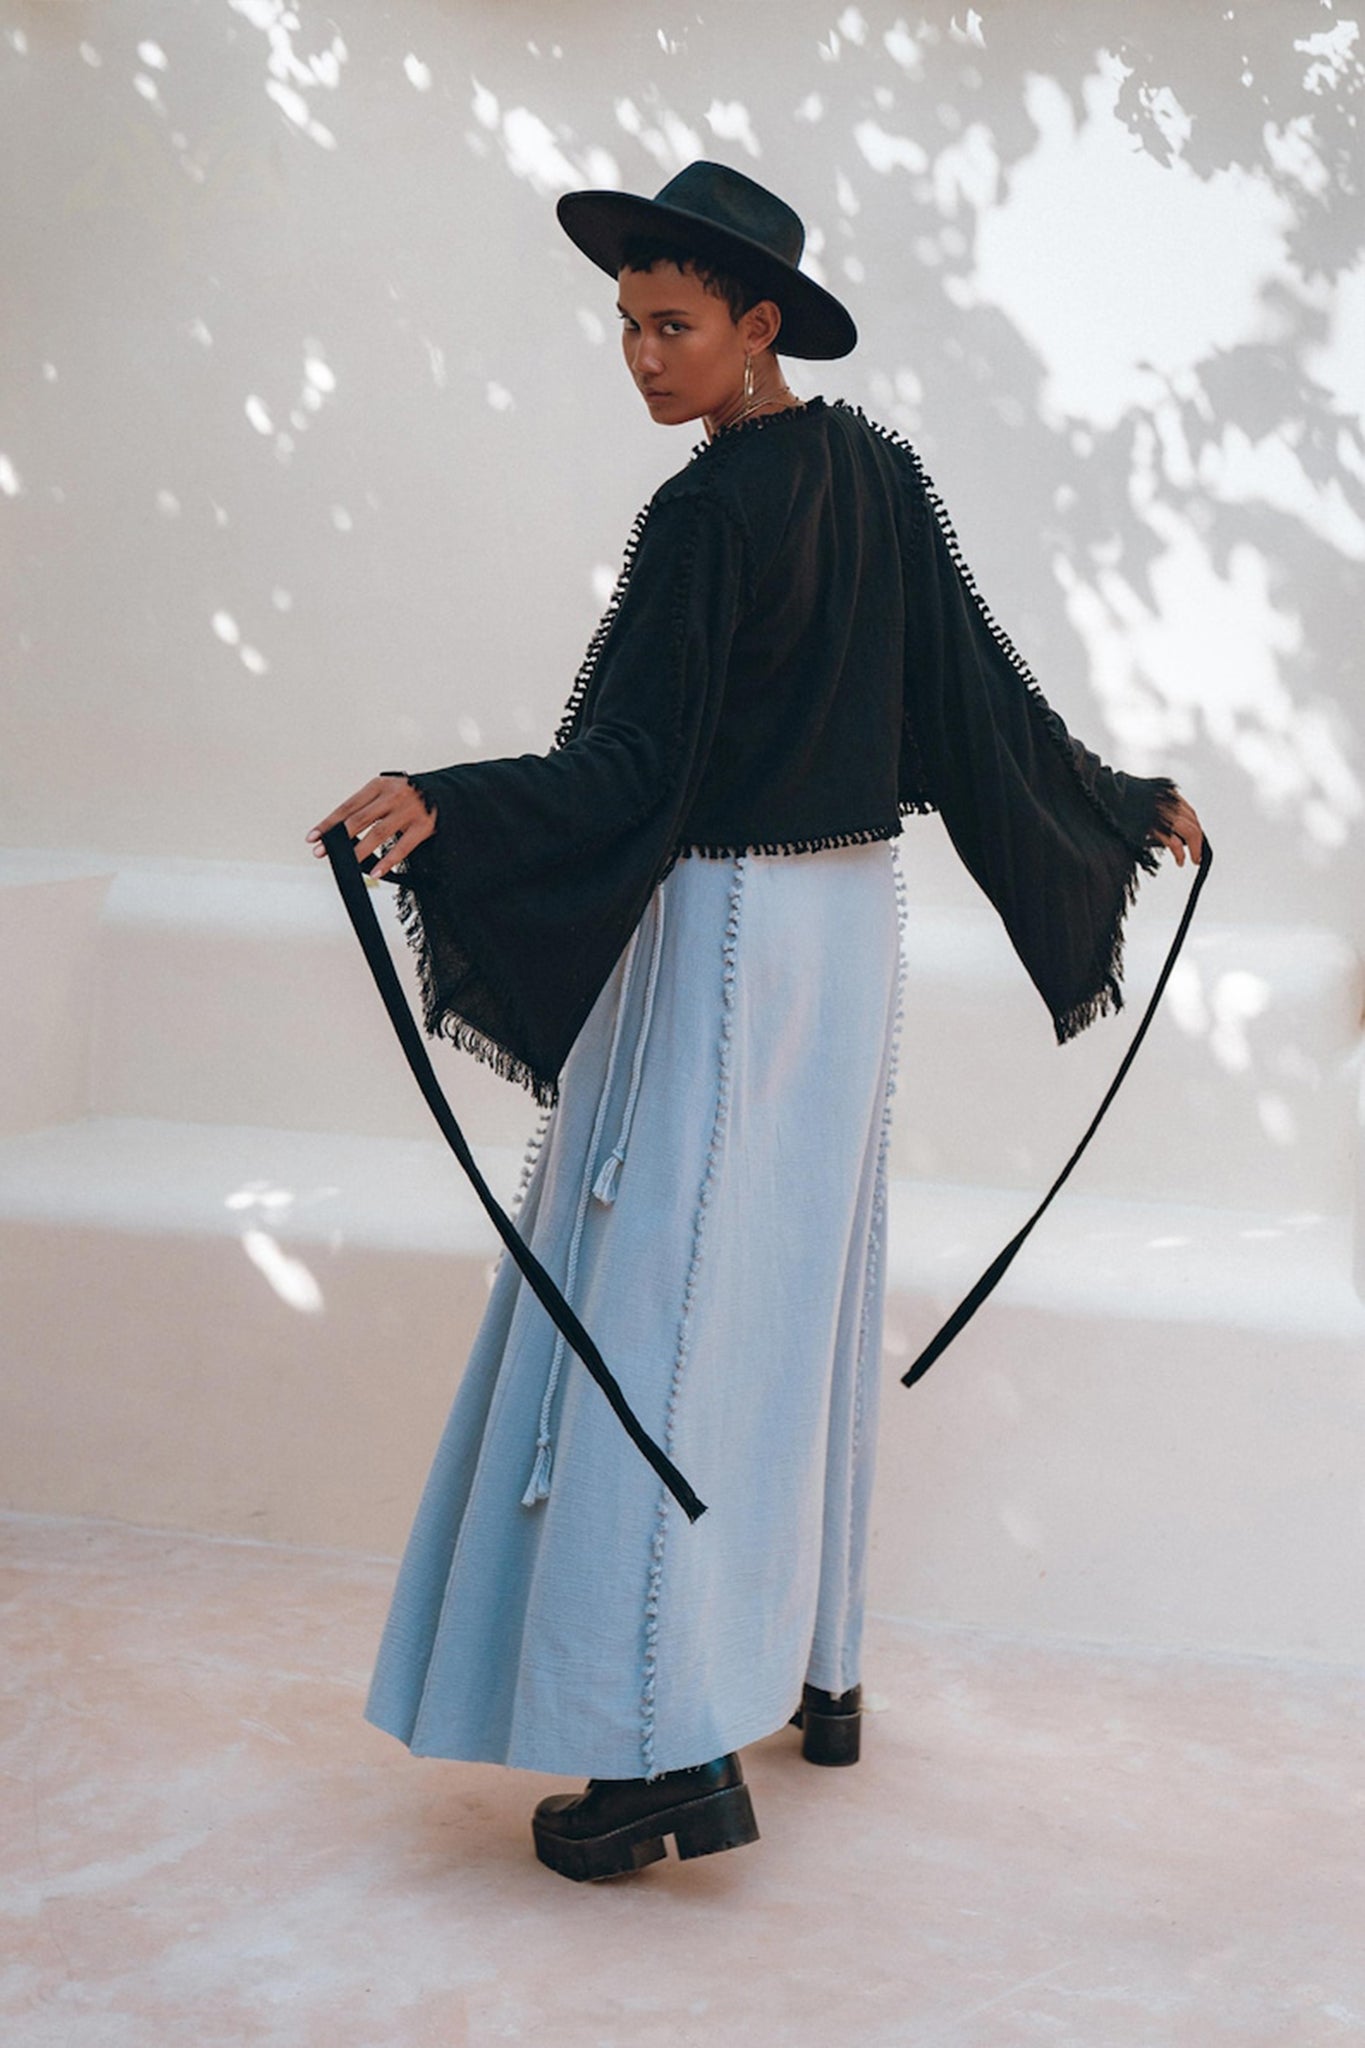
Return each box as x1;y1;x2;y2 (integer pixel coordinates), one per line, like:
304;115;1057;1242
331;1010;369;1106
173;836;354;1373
532;1753;760;1881
789;1682;862;1765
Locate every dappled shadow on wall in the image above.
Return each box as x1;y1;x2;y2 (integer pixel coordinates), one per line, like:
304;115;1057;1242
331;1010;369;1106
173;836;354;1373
437;2;1364;877
225;1181;327;1314
12;1;1359;881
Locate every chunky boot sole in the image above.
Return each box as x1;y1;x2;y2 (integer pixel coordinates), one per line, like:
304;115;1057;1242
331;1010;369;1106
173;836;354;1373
789;1686;863;1766
798;1705;861;1766
532;1781;760;1882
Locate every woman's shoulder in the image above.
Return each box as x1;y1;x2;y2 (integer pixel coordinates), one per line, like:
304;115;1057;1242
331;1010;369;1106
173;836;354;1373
656;395;925;527
651;397;832;524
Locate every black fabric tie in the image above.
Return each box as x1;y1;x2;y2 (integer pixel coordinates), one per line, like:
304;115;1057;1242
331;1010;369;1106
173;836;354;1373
323;821;1209;1497
320;821;707;1524
902;838;1213;1387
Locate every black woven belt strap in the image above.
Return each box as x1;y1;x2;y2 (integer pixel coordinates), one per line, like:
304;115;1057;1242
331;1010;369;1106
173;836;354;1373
902;837;1213;1388
320;821;707;1524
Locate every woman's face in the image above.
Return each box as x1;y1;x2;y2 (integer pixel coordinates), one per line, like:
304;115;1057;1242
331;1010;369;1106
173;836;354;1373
616;261;770;426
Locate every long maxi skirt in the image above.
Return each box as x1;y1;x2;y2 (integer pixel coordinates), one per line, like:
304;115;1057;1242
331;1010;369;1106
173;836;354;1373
364;839;906;1781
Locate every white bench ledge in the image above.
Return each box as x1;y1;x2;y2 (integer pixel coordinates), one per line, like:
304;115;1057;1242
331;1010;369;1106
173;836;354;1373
887;1178;1363;1340
1;1116;1358;1337
0;1116;526;1257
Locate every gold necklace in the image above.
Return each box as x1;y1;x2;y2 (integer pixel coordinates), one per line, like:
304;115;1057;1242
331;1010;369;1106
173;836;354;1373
714;387;803;435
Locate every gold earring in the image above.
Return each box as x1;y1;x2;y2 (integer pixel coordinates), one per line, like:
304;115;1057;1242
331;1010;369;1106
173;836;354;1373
743;352;755;404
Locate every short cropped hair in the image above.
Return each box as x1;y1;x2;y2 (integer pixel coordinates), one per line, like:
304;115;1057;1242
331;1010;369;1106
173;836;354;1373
617;233;765;327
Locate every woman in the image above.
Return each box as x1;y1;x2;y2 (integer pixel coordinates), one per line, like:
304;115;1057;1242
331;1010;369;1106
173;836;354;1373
306;161;1204;1883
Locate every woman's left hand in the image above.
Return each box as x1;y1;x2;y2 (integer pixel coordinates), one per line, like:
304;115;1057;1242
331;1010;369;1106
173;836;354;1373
305;773;437;881
1150;792;1205;868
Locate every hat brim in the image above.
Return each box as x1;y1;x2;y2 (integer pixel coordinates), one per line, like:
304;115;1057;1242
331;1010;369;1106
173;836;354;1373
557;189;857;361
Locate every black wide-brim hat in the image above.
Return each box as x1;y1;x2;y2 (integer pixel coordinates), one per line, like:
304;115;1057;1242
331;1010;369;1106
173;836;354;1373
557;159;857;361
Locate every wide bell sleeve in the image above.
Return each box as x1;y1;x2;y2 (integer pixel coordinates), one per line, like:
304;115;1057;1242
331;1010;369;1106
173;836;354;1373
387;484;747;1101
898;453;1180;1041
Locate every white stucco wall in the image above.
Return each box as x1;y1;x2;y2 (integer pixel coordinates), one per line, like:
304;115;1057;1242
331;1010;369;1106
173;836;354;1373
2;0;1362;938
3;0;1364;1637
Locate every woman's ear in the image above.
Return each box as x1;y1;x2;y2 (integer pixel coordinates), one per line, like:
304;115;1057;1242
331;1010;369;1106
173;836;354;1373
741;297;783;355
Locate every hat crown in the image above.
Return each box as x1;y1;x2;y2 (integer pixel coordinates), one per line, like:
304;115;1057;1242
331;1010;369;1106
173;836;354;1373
651;160;805;269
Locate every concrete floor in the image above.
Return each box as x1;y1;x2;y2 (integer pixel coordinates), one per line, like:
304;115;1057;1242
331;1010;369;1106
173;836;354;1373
3;1512;1363;2048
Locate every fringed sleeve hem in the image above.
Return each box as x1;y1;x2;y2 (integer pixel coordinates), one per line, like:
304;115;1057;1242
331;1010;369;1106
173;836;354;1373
391;829;564;1104
1047;778;1182;1044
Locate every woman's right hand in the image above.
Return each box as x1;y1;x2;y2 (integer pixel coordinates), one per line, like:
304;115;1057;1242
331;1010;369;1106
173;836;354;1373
1150;792;1205;868
305;773;438;881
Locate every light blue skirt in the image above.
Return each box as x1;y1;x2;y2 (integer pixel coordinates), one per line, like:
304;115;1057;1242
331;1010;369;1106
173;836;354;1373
364;840;905;1779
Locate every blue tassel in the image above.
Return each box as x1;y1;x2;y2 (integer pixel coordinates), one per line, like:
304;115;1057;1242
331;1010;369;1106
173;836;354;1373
520;1440;553;1507
592;1148;625;1205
